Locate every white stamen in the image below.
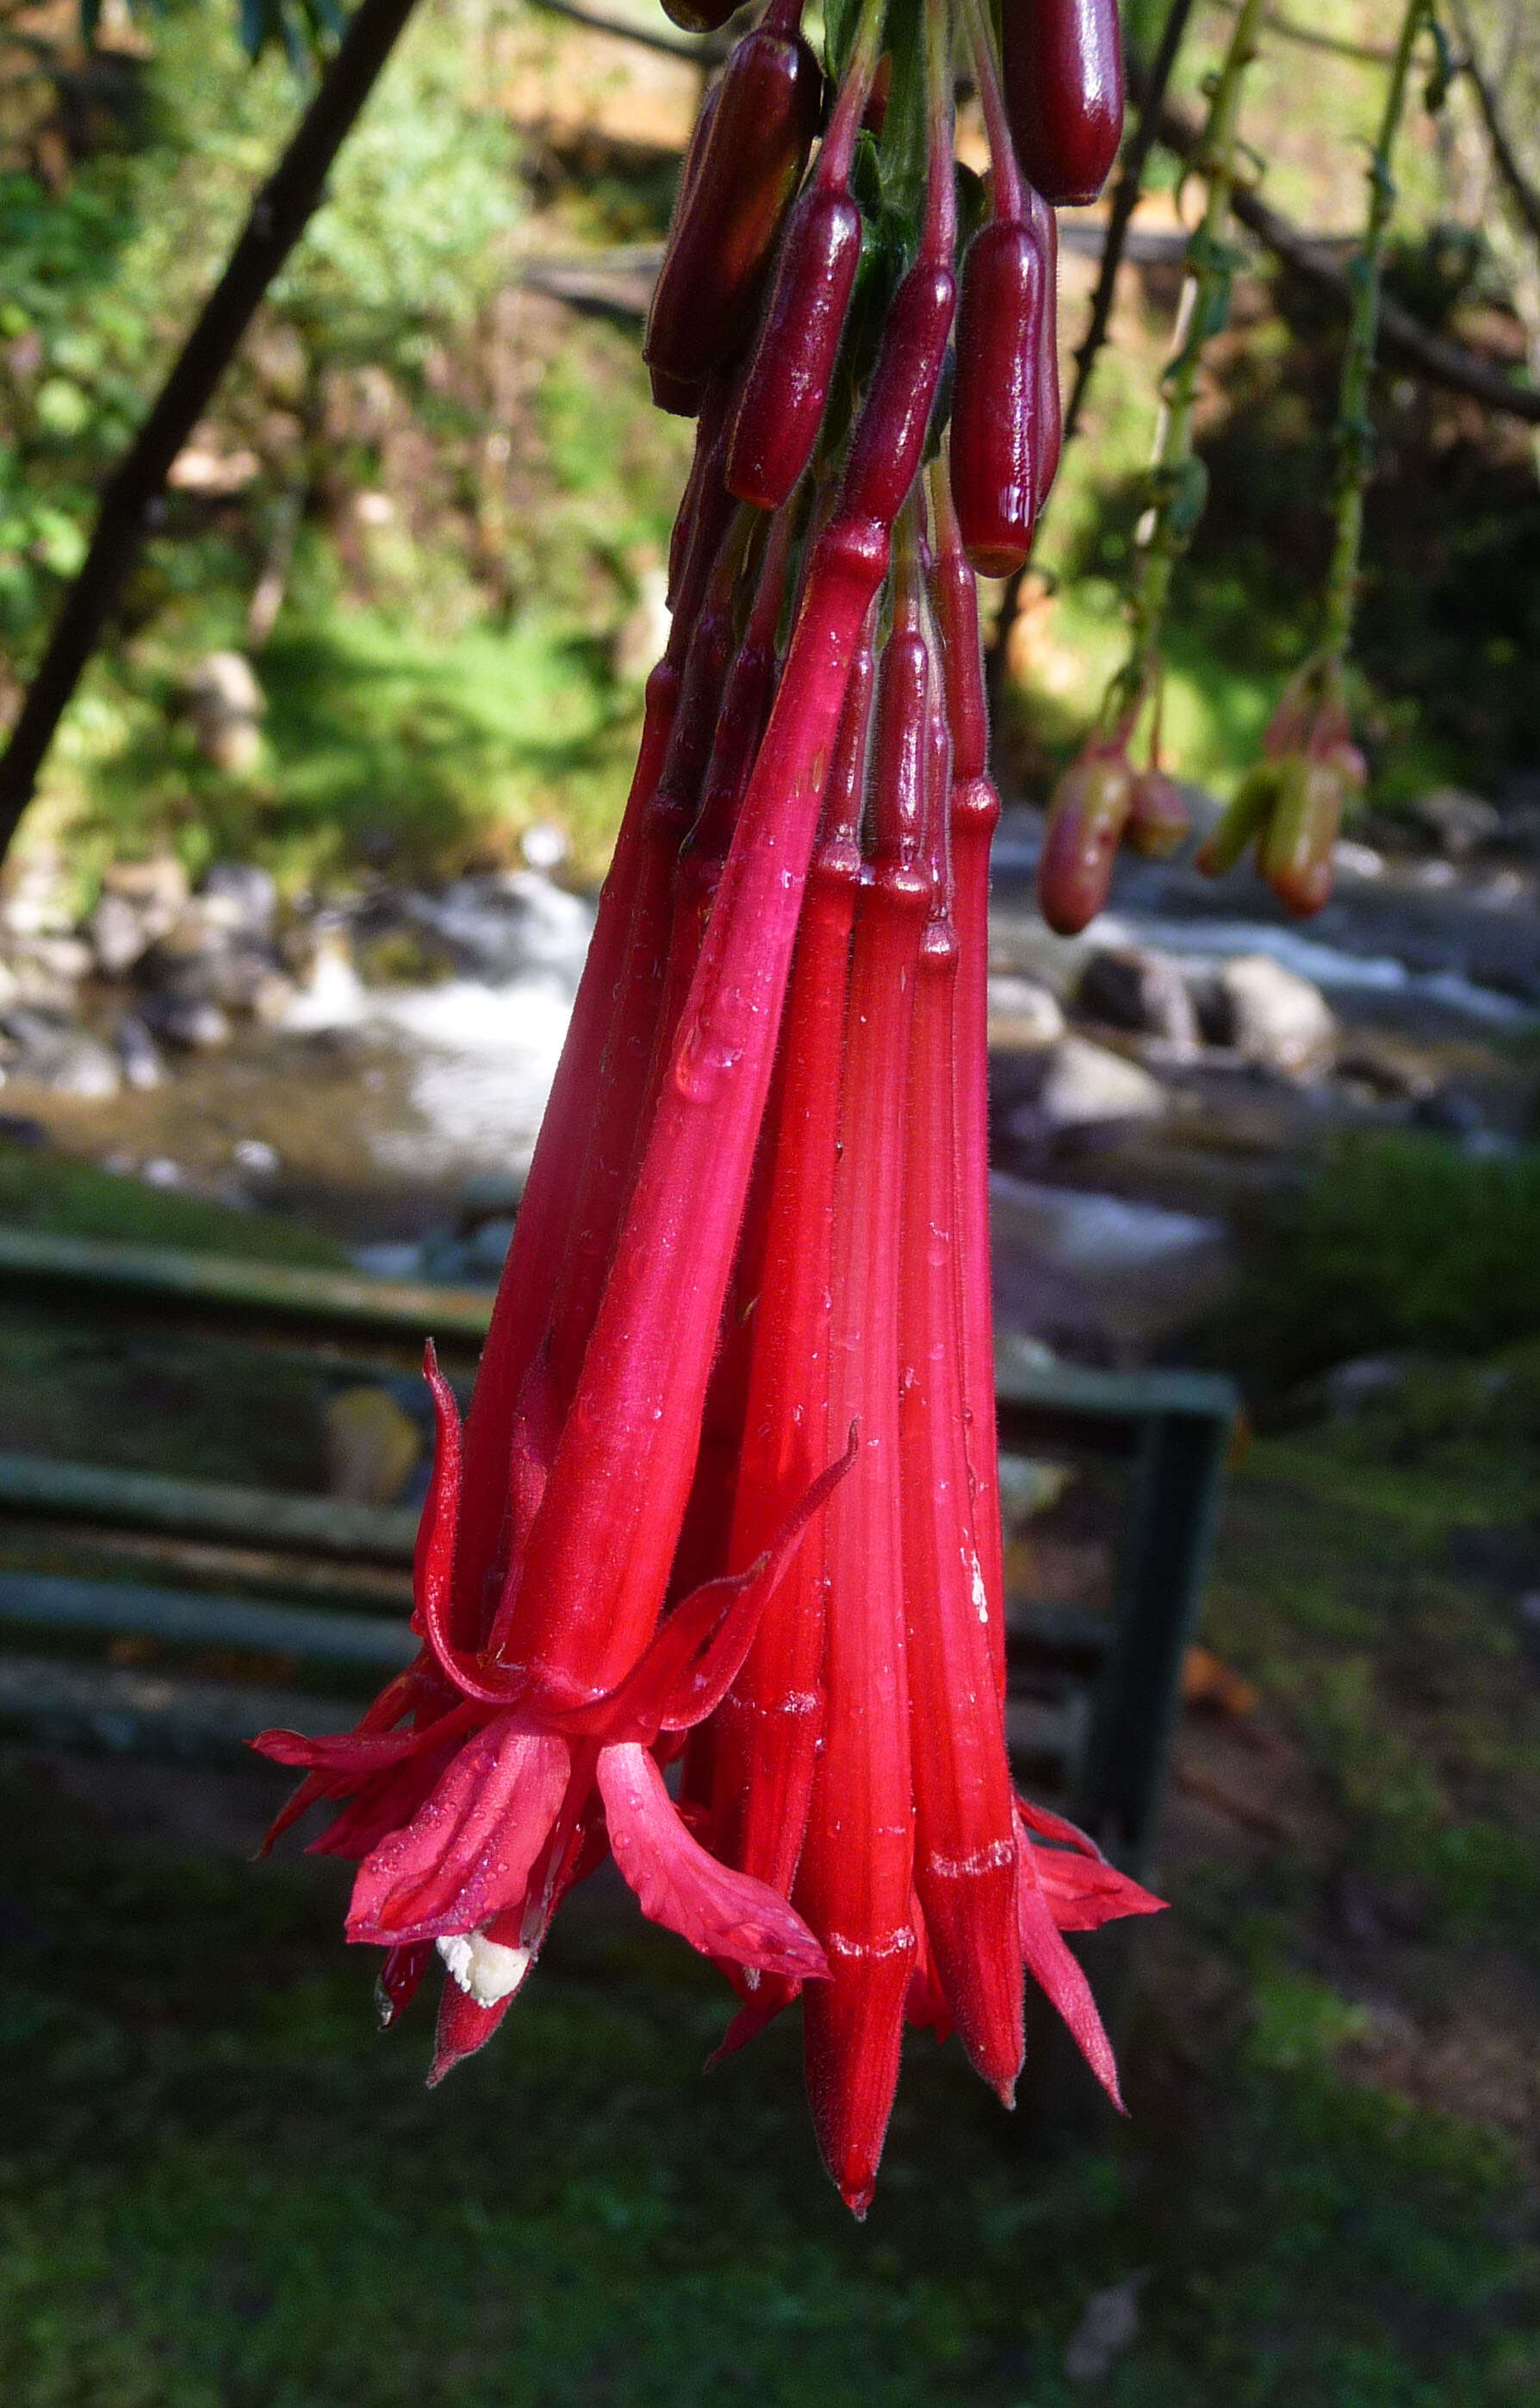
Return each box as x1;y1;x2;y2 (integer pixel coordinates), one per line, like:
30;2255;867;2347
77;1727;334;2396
437;1929;534;2008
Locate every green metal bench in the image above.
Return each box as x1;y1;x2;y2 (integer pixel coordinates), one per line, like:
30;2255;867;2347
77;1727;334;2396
0;1226;1236;1882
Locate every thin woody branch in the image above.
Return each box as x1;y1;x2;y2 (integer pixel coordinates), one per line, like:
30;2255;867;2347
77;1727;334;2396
0;0;426;866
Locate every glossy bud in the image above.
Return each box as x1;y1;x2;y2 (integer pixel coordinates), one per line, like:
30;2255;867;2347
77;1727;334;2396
1194;758;1282;879
1003;0;1125;208
1261;756;1343;918
644;31;823;394
950;220;1043;578
727;186;864;510
1037;748;1133;934
841;262;957;528
1126;766;1190;859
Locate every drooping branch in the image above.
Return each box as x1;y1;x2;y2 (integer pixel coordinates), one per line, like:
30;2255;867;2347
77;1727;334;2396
0;0;426;865
1145;77;1540;424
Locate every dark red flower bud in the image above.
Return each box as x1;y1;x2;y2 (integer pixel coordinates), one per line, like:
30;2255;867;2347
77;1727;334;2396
1003;0;1125;208
1037;748;1133;934
644;29;823;392
1126;766;1190;859
727;186;864;510
950;220;1043;578
840;262;956;529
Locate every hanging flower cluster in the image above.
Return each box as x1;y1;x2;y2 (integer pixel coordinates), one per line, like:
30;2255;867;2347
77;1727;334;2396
257;0;1162;2216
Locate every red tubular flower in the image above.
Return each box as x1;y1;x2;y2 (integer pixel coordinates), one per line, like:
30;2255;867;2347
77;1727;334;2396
797;537;933;2217
257;11;1178;2207
710;612;875;1902
898;659;1025;2107
930;472;1006;1669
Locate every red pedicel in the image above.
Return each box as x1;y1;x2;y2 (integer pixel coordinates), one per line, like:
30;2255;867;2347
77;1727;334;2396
950;218;1044;576
1003;0;1126;208
643;14;823;395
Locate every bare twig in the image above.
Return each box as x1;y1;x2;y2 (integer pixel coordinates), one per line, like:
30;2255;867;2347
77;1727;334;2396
0;0;427;865
525;0;730;67
1149;83;1540;423
1448;0;1540;251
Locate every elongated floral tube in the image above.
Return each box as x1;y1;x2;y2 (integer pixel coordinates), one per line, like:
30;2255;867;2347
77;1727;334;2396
711;615;875;1894
538;523;747;1426
898;710;1024;2105
1003;0;1125;208
643;10;823;394
500;254;954;1707
928;475;1005;1689
448;652;680;1648
798;555;932;2216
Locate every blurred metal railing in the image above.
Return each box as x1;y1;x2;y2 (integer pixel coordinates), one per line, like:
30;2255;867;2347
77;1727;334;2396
0;1227;1234;1876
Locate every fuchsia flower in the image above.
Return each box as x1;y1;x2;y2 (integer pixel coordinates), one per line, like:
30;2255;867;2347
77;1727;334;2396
257;0;1165;2212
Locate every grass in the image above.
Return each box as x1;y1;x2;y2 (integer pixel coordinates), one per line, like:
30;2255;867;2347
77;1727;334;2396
1209;1135;1540;1396
1;1352;1537;2405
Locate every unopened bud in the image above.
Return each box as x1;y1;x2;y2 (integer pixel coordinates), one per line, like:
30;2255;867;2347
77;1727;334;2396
727;186;863;510
1126;767;1190;860
1037;749;1133;934
1003;0;1125;208
1261;756;1344;917
841;262;956;529
950;220;1043;579
1194;759;1282;879
644;30;823;393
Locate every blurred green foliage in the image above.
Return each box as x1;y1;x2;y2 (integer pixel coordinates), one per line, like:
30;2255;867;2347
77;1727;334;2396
1215;1133;1540;1392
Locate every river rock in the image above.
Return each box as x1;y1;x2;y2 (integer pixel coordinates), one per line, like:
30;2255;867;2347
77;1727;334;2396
987;975;1065;1051
1410;785;1502;858
88;891;152;977
114;1015;165;1091
183;650;265;771
404;869;593;990
0;1009;121;1097
1190;953;1335;1076
1073;944;1200;1053
141;993;232;1051
990;1172;1229;1362
1028;1035;1169;1133
102;854;189;922
200;860;277;937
